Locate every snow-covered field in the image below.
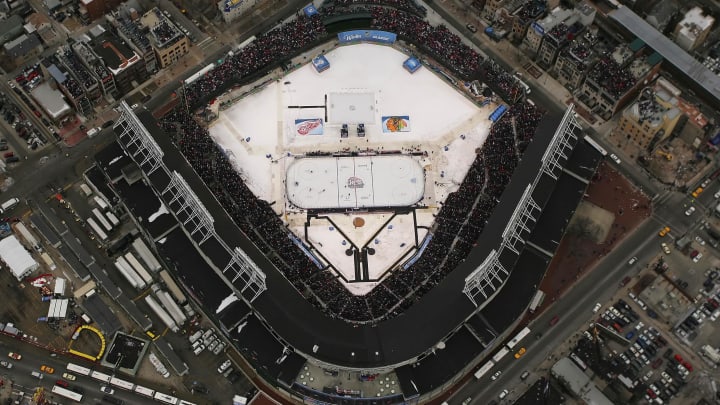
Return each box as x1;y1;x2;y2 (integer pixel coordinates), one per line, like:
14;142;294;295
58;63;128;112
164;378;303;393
208;43;496;295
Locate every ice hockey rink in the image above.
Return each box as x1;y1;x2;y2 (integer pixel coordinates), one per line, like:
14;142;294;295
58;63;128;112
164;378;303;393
207;42;497;294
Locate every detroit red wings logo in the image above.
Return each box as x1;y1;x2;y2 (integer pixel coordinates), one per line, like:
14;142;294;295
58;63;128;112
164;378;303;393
296;119;322;135
347;176;364;188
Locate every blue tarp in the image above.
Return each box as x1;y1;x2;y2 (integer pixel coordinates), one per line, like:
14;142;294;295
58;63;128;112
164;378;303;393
489;104;508;122
303;4;318;17
312;54;330;73
403;56;421;73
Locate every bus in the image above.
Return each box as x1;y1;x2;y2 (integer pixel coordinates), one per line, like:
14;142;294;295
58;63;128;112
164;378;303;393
474;361;495;379
93;208;113;232
66;362;92;376
110;376;135;391
160;270;187;305
90;370;112;383
528;290;545;313
492;347;510;362
570;352;588;371
134;384;155;397
506;327;531;349
86;217;108;241
583;135;608;157
51;385;83;402
154;391;179;404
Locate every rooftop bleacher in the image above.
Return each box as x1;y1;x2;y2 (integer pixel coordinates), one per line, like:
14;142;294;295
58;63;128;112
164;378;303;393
59;46;98;91
588;56;636;98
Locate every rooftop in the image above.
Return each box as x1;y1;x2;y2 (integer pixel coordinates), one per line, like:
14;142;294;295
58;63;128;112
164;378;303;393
141;8;183;48
588;56;636;98
93;36;141;75
677;6;714;41
624;87;679;129
610;5;720;106
31;82;72;119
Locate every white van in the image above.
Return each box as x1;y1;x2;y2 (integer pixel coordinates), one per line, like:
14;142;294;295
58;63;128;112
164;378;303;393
0;198;20;214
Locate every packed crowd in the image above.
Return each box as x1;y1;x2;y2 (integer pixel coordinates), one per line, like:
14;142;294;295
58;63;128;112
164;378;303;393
479;60;523;104
331;0;426;16
588;56;636;98
161;5;543;324
183;15;327;106
371;8;481;79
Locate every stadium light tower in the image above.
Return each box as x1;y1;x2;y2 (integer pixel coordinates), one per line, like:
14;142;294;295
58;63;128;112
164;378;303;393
224;247;267;302
162;171;215;245
540;105;581;180
463;249;508;307
114;101;165;175
501;184;541;255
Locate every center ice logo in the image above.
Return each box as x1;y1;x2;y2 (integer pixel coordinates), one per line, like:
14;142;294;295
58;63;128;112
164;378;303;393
347;176;364;189
295;119;324;135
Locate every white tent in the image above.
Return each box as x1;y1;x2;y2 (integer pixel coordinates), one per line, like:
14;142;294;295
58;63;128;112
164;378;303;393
48;298;69;319
0;235;39;281
54;278;66;297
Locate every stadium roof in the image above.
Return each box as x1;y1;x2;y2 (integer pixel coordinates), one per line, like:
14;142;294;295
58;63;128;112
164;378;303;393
609;6;720;105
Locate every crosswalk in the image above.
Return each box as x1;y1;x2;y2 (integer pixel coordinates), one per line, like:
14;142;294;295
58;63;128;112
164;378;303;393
196;36;216;51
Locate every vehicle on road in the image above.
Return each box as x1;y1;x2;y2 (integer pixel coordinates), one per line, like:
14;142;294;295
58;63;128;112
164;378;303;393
466;24;477;33
31;371;43;379
658;226;671;237
0;360;12;368
693;253;703;263
41;365;54;374
692;187;704;198
514;347;526;359
490;370;502;381
498;389;509;399
549;315;559;326
520;371;530;380
685;206;696;216
218;359;232;373
55;380;69;387
100;386;115;394
610;154;621;164
661;243;671;254
62;372;76;381
627;256;638;265
7;352;21;360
